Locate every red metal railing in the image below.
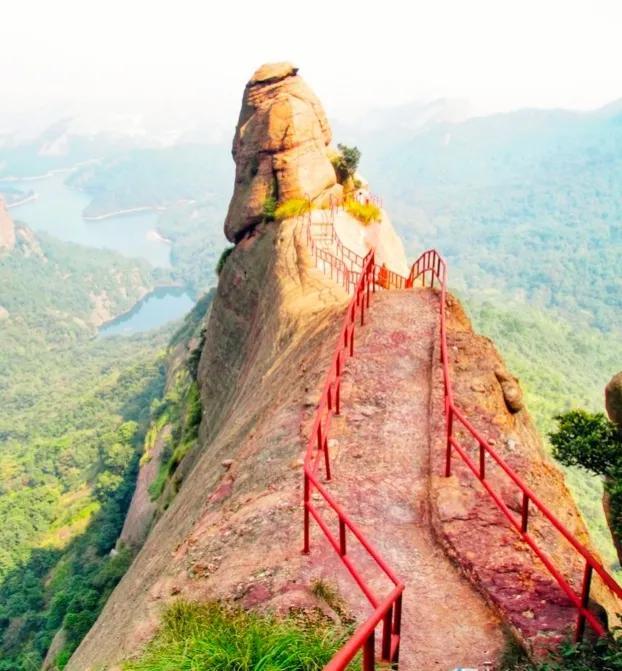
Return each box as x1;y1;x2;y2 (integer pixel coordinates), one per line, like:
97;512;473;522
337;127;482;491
412;249;622;641
301;199;622;670
301;205;404;670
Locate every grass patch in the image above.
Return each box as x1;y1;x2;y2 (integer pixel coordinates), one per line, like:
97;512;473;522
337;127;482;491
501;631;622;670
310;579;349;621
275;198;312;221
344;200;381;226
122;600;352;671
216;246;235;276
263;195;277;222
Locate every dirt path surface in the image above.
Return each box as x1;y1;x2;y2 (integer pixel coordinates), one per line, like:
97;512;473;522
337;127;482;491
310;289;504;671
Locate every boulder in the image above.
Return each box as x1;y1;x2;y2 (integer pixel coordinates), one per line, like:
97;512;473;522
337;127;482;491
224;62;337;242
605;371;622;428
494;365;524;413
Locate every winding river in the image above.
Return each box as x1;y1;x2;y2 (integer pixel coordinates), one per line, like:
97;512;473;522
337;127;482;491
4;174;196;334
7;173;171;267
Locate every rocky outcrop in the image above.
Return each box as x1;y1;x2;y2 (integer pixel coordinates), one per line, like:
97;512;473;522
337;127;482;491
224;62;339;242
0;198;16;251
494;365;524;413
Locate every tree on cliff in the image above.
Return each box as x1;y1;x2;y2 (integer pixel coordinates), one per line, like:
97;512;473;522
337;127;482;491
550;375;622;566
332;144;361;184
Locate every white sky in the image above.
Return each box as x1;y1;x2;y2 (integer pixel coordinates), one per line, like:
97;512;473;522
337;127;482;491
1;0;621;133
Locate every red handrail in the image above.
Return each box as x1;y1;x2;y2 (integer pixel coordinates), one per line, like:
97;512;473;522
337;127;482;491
410;249;622;642
300;199;622;669
301;205;404;670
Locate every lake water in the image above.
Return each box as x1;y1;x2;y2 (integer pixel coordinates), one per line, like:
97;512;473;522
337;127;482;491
4;173;197;335
5;173;171;268
99;287;195;337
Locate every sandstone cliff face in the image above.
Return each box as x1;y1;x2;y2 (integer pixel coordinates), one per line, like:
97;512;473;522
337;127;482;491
66;215;350;670
224;62;339;242
0;198;16;251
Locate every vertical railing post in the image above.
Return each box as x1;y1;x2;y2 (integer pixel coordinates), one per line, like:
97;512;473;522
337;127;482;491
339;517;346;556
381;606;392;661
575;562;593;642
335;379;341;415
445;405;453;477
303;473;310;554
335;353;341;415
360;291;365;326
323;433;332;481
363;631;375;671
392;593;402;664
521;493;529;533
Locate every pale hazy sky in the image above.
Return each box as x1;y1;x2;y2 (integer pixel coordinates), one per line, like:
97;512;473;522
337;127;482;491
1;0;621;133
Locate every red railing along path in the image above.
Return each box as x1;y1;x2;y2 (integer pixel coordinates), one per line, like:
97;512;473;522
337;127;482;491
300;198;622;670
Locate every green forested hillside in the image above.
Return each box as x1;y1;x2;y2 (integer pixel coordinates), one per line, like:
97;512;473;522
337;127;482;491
361;104;622;334
0;229;170;668
67;144;231;218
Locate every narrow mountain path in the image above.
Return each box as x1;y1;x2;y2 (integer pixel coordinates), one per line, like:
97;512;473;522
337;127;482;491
316;289;504;670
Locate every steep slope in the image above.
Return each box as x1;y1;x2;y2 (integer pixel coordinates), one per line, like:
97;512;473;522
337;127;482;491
66;215;351;670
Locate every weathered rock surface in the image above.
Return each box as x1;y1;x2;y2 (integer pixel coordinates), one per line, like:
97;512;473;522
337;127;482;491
119;425;171;549
605;371;622;428
494;365;524;413
224;62;339;242
0;198;16;251
65;218;351;670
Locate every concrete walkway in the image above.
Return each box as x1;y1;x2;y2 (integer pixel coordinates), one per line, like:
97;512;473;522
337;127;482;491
314;289;504;670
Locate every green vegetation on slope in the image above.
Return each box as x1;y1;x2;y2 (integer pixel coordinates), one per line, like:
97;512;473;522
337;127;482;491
67;144;232;218
142;292;213;512
502;632;622;671
0;229;170;669
121;601;351;671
